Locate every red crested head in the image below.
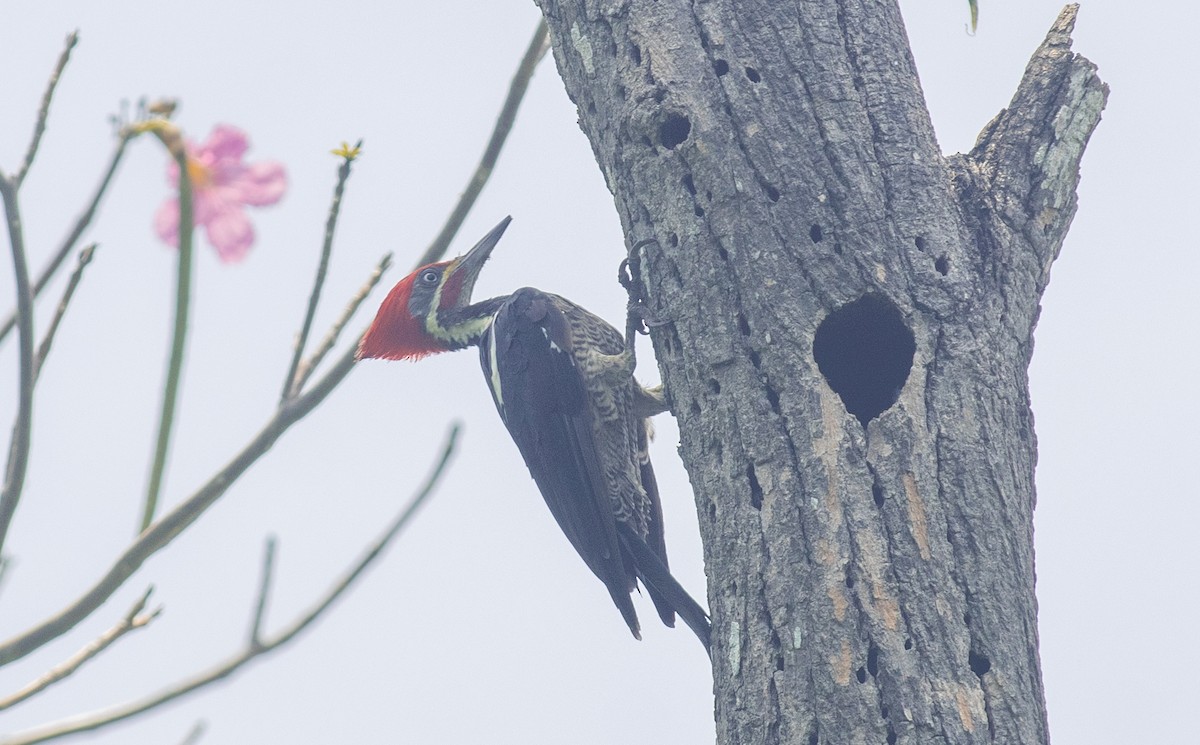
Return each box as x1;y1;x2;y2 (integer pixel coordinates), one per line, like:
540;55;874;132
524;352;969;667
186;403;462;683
357;261;454;361
356;217;512;362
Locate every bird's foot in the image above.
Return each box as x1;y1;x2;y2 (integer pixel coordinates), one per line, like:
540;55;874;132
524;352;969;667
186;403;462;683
619;242;672;337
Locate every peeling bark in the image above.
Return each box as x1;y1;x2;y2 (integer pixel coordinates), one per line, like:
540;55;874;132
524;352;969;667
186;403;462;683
534;2;1105;742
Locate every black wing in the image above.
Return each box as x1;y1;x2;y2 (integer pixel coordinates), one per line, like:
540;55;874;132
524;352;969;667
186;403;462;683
480;288;643;638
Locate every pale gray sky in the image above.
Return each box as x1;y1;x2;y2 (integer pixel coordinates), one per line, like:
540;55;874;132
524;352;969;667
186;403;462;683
0;1;1194;743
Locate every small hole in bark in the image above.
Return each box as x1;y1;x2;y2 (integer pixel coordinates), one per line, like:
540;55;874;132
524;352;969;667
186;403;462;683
914;236;927;251
810;224;823;243
714;59;729;76
587;102;596;115
747;462;763;509
935;255;949;275
668;232;679;247
737;313;751;336
776;654;785;671
765;184;780;202
886;727;897;745
856;666;867;683
812;294;916;426
694;204;706;217
872;481;884;506
718;246;729;262
745;66;761;82
706;189;712;201
708;379;721;394
867;644;879;677
617;85;627;101
764;382;782;415
964;612;971;625
809;730;819;745
904;638;913;650
969;650;991;677
682;173;696;196
708;500;717;520
833;242;843;255
690;400;701;416
659;113;691;150
749;350;761;368
844;568;855;588
630;43;642;65
881;705;889;719
661;327;678;355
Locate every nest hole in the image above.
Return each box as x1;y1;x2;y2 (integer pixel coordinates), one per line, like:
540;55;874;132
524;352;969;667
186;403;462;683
812;295;915;427
659;113;691;150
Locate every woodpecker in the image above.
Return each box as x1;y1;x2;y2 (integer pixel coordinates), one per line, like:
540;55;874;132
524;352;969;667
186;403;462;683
357;217;711;651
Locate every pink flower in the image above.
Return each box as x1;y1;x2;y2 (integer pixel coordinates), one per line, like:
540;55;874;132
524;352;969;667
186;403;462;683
154;124;287;263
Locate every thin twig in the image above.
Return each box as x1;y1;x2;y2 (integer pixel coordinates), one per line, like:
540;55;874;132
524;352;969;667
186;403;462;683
281;144;361;403
0;136;131;347
247;537;276;649
416;18;549;267
176;721;206;745
0;425;459;745
14;32;79;188
34;244;97;382
0;557;12;601
291;252;393;394
0;258;388;669
0;588;161;712
0;14;543;669
141;150;195;532
0;179;36;562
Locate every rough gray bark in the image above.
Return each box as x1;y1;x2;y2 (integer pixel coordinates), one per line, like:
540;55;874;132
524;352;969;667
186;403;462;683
534;2;1104;743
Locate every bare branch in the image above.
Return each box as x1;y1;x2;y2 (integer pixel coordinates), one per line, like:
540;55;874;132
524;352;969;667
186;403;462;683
281;144;361;402
0;588;161;712
290;252;392;394
0;257;389;669
34;244;97;382
0;136;131;347
247;537;276;649
417;18;549;267
0;179;36;562
0;424;459;745
0;9;541;675
962;4;1107;280
14;32;79;187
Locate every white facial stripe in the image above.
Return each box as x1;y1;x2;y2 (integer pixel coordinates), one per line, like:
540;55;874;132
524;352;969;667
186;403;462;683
424;262;453;339
422;260;491;345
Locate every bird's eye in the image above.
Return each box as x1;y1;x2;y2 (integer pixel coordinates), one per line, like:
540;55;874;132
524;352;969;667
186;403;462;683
420;269;440;284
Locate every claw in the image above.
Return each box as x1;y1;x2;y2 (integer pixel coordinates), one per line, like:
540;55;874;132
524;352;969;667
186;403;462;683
618;257;636;293
628;302;670;331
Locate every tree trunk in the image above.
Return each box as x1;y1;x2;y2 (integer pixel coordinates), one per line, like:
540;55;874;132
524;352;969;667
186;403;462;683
534;1;1105;742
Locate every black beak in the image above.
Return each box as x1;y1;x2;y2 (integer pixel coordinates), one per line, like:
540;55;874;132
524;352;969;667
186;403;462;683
452;216;512;301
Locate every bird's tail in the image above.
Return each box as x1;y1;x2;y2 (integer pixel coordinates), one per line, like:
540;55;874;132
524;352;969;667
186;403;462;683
618;525;712;655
